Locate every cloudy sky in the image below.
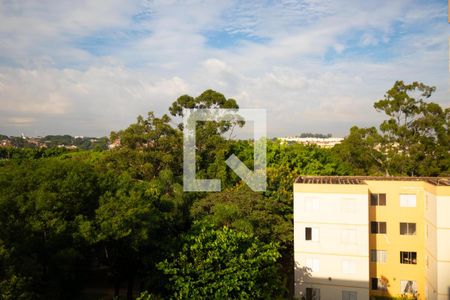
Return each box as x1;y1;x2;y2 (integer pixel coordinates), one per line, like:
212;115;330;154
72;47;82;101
0;0;448;137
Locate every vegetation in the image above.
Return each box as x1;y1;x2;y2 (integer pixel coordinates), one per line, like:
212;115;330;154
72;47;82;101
0;83;448;299
0;135;109;150
335;81;449;176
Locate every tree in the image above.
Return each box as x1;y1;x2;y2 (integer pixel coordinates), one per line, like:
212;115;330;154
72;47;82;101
337;81;449;176
77;170;184;299
157;225;283;299
0;159;100;299
191;187;290;245
333;126;385;175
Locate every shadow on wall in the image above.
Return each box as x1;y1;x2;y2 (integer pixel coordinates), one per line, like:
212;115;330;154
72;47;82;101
294;260;400;300
294;262;312;300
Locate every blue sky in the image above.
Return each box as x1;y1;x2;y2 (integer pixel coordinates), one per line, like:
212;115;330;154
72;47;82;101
0;0;448;137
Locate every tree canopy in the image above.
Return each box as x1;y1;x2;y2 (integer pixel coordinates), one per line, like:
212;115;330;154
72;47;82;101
0;85;447;299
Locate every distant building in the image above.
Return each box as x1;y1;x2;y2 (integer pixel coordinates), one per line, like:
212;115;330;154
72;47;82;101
108;138;121;149
0;139;12;147
57;145;77;150
27;138;44;147
278;137;343;148
294;176;450;300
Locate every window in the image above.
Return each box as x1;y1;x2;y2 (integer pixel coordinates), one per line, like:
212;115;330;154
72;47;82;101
400;194;416;207
341;229;357;244
400;280;417;294
371;193;386;206
305;227;319;241
400;251;417;264
305;287;320;300
305;197;319;212
342;291;357;300
370;250;387;263
371;221;387;234
371;277;387;291
306;258;320;272
342;260;356;274
400;223;416;235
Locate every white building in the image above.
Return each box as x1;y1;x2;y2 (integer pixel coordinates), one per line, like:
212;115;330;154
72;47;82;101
294;176;450;300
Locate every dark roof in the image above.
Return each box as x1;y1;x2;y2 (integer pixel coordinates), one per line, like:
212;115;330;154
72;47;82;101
295;176;450;186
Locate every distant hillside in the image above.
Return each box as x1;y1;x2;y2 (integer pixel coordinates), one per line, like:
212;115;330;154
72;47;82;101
0;134;109;150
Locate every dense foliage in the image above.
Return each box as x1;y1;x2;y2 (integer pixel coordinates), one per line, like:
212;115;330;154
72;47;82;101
0;83;448;299
335;81;449;176
158;225;282;299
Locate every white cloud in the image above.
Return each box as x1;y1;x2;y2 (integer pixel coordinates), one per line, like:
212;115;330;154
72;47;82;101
0;0;448;137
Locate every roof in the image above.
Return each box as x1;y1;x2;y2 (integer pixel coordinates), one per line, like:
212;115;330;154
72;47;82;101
295;176;450;186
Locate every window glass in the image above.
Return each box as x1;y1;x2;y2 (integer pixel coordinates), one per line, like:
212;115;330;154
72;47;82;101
370;250;387;263
400;251;417;264
371;278;378;290
371;222;378;233
306;288;320;300
306;227;312;240
400;222;415;235
400;223;407;235
370;194;378;206
342;291;357;300
370;193;386;206
400;280;417;294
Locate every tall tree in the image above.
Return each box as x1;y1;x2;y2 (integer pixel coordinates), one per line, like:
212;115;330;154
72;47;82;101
337;81;449;176
157;225;283;299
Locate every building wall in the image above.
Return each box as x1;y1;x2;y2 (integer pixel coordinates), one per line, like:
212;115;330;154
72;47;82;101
436;191;450;300
365;180;426;299
294;188;369;300
424;189;438;300
294;179;450;300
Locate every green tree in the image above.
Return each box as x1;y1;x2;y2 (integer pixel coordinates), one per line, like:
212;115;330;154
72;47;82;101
0;159;99;299
157;225;283;299
333;126;385;175
337;81;449;176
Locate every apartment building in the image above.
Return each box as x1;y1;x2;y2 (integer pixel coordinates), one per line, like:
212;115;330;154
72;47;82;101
294;176;450;300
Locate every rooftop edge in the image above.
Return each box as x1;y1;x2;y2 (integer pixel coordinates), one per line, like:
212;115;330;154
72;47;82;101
295;176;450;186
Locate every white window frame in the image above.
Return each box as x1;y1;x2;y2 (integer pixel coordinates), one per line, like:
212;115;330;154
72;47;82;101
400;222;416;235
305;227;320;242
305;258;320;272
341;229;357;245
342;290;357;300
342;260;356;274
305;197;319;212
400;194;416;207
370;249;387;263
400;280;417;294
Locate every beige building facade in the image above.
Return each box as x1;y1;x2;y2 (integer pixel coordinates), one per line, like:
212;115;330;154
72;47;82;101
294;176;450;300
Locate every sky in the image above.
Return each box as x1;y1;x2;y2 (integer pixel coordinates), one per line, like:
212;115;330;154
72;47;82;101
0;0;448;138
